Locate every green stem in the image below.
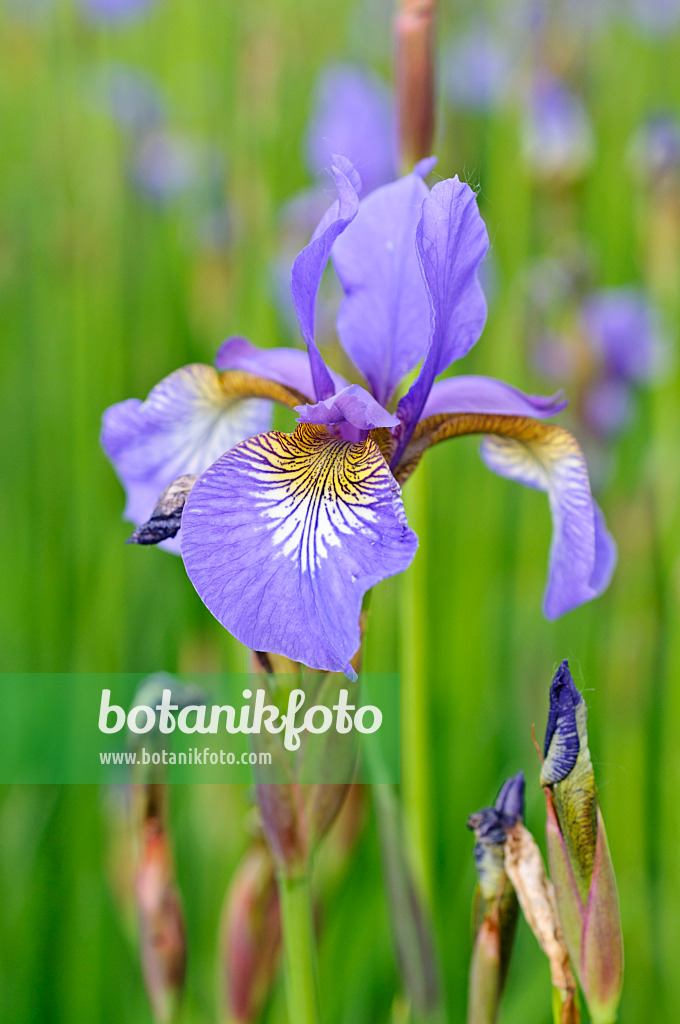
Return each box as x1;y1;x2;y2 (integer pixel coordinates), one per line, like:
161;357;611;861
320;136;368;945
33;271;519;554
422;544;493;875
401;466;433;905
278;873;321;1024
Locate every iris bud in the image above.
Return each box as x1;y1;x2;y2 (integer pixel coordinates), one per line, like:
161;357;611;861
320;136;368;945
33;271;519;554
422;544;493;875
466;773;523;1024
134;811;186;1022
541;661;623;1024
220;844;281;1023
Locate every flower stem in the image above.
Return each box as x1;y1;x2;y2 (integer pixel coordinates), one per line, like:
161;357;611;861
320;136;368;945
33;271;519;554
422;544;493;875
401;466;433;904
278;873;321;1024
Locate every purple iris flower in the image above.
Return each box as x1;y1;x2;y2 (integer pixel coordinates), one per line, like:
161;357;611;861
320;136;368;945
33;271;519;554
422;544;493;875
103;157;616;676
83;0;155;23
522;73;594;181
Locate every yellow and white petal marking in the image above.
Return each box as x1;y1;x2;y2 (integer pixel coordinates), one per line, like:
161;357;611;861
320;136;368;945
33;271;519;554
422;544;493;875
243;424;393;572
181;424;418;673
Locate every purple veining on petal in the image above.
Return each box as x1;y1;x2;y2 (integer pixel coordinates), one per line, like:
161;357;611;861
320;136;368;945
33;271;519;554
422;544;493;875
421;375;567;419
295;384;399;431
305;64;398;196
181;426;418;675
291;156;361;401
332;168;432;405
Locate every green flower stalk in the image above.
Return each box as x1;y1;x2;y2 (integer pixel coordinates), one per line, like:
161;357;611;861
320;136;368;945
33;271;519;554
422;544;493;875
541;661;624;1024
466;773;523;1024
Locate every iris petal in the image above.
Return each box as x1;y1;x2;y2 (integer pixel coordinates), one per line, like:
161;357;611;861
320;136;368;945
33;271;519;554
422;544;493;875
420;375;567;419
101;364;271;549
332;168;431;405
295;385;399;432
215;336;349;399
291;156;361;401
395;177;489;458
181;424;418;675
480;423;617;618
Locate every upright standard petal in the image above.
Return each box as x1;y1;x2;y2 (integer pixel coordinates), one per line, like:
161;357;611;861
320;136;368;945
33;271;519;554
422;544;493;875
479;422;617;618
332;166;432;406
395;177;489;459
181;424;418;676
101;364;271;531
291;157;361;401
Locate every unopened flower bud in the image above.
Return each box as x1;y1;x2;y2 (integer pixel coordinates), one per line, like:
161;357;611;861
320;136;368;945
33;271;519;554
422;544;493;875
220;844;281;1023
541;661;623;1024
135;816;186;1022
466;773;524;1024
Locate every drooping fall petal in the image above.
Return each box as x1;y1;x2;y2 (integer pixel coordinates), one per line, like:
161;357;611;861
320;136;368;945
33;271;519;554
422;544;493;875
101;363;272;549
181;424;418;676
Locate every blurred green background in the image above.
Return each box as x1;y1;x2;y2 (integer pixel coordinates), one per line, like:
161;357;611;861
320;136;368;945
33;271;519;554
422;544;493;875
2;0;680;1021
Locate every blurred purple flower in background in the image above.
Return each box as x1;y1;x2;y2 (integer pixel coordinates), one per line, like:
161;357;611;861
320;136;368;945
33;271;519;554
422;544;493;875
581;288;663;385
83;0;156;24
444;24;512;114
627;0;680;33
522;73;594;182
533;282;665;444
628;112;680;187
580;288;664;438
131;130;199;203
305;64;397;197
105;65;164;133
274;63;397;334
